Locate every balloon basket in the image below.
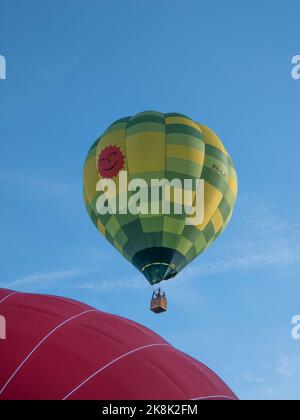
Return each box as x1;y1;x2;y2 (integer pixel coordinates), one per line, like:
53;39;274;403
150;288;167;314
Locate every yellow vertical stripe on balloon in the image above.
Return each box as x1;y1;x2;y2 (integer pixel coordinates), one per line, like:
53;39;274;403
96;220;106;236
165;116;200;130
220;208;233;234
83;155;99;205
228;172;238;199
211;208;224;234
166;145;205;165
176;236;194;255
196;182;223;231
96;129;127;164
96;128;128;204
125;132;166;174
126;128;165;248
198;124;229;156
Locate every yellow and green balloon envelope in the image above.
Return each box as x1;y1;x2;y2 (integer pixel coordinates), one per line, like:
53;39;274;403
83;111;238;285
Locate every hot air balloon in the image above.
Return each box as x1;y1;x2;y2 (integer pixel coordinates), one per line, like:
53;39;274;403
83;111;238;312
0;288;237;400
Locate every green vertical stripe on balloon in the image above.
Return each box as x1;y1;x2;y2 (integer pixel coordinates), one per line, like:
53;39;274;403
204;155;229;179
176;236;194;255
114;228;129;248
165;133;204;148
126;122;166;135
129;171;165;184
218;197;232;221
182;225;202;243
109;116;131;127
105;117;131;134
163;216;186;235
121;220;148;252
185;245;198;262
86;139;99;160
201;166;228;194
166;158;203;178
139;215;163;233
127;115;165;128
114;212;138;227
162;170;200;186
162;231;180;249
122;241;136;260
228;164;238;182
205;144;230;165
223;185;236;208
144;231;163;247
90;207;98;227
203;222;215;242
105;216;121;237
166;124;203;139
165;112;191;119
194;233;207;253
105;231;114;245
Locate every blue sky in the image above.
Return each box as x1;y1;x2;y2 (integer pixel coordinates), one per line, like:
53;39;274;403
1;0;300;400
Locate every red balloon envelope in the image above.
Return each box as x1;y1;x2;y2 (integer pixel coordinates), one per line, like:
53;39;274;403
0;288;237;400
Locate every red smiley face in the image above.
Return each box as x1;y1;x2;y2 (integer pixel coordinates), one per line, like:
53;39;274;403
98;145;125;178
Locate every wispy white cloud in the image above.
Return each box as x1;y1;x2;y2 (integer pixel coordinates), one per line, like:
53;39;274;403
2;269;147;293
0;173;76;197
239;354;300;400
276;354;300;378
231;194;300;239
243;373;266;383
73;275;146;292
3;193;300;294
2;269;82;289
181;247;300;280
179;193;300;282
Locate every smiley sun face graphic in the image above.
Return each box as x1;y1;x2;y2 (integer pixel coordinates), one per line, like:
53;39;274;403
97;145;125;178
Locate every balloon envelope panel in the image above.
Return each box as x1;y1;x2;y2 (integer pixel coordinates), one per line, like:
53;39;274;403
0;289;237;400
